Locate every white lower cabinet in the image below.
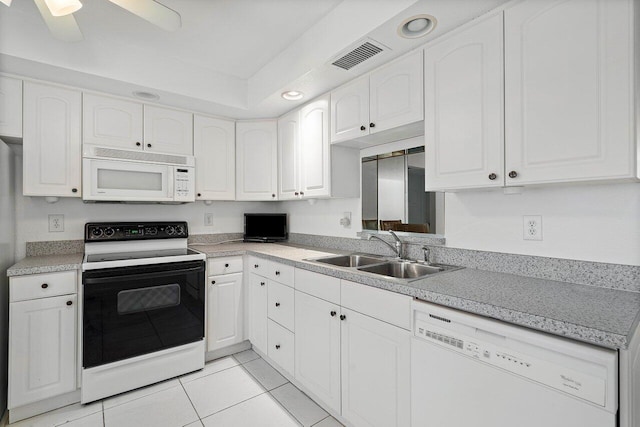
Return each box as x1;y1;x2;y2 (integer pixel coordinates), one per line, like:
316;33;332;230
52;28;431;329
291;269;411;427
207;272;243;352
9;292;77;409
267;319;294;375
248;272;268;354
294;290;341;413
340;308;411;427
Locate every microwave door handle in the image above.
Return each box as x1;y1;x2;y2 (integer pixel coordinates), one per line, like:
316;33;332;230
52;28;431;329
83;266;204;285
167;167;174;199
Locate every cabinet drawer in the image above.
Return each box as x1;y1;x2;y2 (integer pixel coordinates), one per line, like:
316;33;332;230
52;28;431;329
268;281;294;331
208;256;243;275
247;256;271;277
10;271;77;302
295;269;340;304
267;319;294;376
341;280;411;330
266;262;294;287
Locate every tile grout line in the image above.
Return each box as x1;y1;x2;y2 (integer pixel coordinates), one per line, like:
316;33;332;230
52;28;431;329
180;361;242;385
267;383;309;427
101;401;106;427
311;415;331;426
178;378;204;425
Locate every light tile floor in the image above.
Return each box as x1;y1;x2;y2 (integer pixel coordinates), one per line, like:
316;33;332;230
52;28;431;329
9;350;343;427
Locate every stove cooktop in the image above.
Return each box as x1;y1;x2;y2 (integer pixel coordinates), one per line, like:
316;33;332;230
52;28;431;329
85;248;201;263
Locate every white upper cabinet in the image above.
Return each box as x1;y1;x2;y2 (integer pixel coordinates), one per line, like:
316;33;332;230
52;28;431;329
23;82;82;198
236;121;278;201
83;93;143;150
330;77;370;144
369;50;424;134
278;110;300;200
330;50;424;146
300;95;331;198
143;105;193;155
193;115;235;200
504;0;637;185
84;94;193;156
424;12;505;191
0;76;23;138
278;94;359;201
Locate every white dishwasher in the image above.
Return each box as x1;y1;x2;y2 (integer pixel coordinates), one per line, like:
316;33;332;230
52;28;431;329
411;300;618;427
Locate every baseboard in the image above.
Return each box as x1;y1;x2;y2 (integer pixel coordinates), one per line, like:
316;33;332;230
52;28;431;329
205;340;251;362
9;390;80;424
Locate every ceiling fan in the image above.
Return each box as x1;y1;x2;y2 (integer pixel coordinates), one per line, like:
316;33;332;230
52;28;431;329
0;0;181;42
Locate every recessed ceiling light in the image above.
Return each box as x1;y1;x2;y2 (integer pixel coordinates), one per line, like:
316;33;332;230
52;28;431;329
132;91;160;101
397;14;437;39
44;0;82;17
281;91;304;101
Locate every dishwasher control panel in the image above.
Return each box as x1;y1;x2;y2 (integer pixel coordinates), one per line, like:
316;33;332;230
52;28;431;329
414;316;611;408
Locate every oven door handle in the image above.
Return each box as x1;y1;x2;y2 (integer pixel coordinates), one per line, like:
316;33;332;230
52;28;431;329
83;266;204;285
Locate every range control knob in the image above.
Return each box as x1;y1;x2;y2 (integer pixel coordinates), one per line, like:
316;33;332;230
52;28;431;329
145;226;158;236
165;225;175;235
103;227;115;238
90;228;104;239
175;225;185;235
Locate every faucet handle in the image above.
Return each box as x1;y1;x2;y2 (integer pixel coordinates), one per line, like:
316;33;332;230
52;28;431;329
422;246;431;264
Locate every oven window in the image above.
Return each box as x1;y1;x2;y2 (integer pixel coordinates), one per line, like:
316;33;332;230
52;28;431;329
83;261;205;369
97;168;163;191
117;284;180;315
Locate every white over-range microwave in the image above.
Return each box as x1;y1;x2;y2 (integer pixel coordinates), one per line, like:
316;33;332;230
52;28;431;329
82;146;195;203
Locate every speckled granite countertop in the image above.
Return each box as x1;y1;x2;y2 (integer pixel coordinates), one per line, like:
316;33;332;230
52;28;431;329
7;243;639;350
194;242;640;350
6;253;84;277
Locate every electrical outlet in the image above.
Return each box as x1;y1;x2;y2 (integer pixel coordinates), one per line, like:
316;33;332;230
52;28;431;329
340;212;352;228
523;215;542;241
48;214;64;232
204;213;214;227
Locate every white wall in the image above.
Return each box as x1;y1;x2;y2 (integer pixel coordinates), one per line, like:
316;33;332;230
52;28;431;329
13;155;276;259
444;183;640;266
281;198;361;238
0;141;16;416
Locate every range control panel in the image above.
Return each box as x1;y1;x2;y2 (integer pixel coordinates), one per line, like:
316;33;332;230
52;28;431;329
85;222;188;242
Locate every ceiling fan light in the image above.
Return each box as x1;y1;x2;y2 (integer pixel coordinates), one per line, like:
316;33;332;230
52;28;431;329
0;0;13;7
44;0;82;16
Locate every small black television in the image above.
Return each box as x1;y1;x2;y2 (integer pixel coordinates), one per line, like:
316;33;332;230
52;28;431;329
244;213;288;242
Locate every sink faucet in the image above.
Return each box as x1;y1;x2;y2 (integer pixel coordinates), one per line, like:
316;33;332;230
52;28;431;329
368;231;404;259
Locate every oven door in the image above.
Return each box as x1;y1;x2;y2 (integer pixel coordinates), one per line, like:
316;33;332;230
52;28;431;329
82;260;205;369
82;158;174;202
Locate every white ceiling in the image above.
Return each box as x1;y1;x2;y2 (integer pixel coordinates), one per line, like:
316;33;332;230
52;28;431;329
0;0;509;119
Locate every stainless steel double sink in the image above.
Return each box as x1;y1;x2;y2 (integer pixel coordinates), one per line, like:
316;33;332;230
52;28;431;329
305;253;461;281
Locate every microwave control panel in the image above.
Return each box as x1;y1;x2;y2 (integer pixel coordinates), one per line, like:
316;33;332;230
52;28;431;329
174;167;195;202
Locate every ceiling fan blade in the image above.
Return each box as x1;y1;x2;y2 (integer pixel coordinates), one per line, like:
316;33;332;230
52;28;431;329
107;0;181;32
33;0;83;42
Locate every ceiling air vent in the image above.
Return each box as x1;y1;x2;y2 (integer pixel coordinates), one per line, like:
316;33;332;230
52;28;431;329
331;40;386;71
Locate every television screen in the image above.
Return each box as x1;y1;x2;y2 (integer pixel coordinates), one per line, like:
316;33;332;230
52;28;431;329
244;213;288;242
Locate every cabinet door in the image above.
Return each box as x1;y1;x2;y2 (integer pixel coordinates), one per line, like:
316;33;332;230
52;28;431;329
424;13;504;191
370;50;424;134
9;295;77;408
341;308;410;427
300;94;331;198
82;93;143;150
23;82;82;198
143;105;193;155
236;121;278;201
0;76;22;138
505;0;635;185
294;291;341;413
330;76;369;143
247;273;268;354
278;110;300;200
207;273;243;352
193;115;235;200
